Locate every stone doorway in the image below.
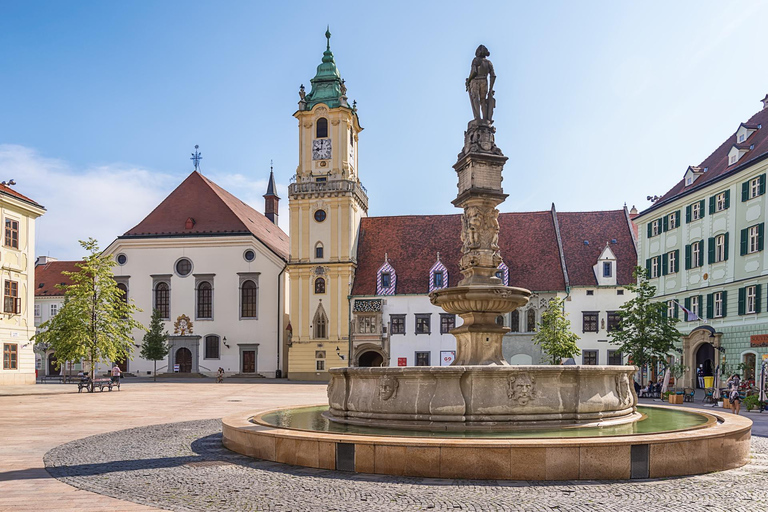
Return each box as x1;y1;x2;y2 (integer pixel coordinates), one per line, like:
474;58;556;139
358;351;384;367
682;326;721;389
242;351;256;373
695;343;715;388
47;353;58;376
176;348;192;373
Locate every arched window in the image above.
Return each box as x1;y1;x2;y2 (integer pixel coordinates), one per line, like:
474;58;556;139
316;117;328;138
526;309;537;332
241;280;258;318
155;282;169;319
204;334;220;359
314;306;328;339
510;310;520;333
315;242;324;259
315;277;326;294
197;281;212;319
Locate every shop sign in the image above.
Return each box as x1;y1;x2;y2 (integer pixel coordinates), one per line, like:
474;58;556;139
397;357;407;366
750;334;768;347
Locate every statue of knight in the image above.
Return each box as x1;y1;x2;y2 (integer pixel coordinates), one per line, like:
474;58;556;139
465;44;496;123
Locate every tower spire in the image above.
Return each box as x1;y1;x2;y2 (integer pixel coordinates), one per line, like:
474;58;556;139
264;161;279;225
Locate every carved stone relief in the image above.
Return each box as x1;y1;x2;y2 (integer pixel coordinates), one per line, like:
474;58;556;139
378;375;399;400
507;373;535;405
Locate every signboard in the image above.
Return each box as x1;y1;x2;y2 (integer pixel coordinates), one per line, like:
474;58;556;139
173;364;180;372
750;334;768;347
397;357;407;367
440;351;456;366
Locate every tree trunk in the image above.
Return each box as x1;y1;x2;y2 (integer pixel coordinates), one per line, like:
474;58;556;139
154;359;157;382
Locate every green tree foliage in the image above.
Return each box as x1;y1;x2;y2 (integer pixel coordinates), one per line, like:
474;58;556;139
533;297;581;365
140;308;170;382
609;266;682;368
33;239;144;389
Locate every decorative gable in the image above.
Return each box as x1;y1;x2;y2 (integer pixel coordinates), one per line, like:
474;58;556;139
496;260;509;286
728;145;751;166
593;243;617;286
683;166;705;187
376;256;396;296
429;255;448;292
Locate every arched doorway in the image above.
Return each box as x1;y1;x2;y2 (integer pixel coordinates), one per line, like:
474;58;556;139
358;351;384;367
47;353;59;376
176;347;192;373
743;353;757;381
695;343;715;388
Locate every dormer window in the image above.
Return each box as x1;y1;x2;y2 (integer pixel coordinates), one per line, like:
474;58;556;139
730;154;738;165
686;176;693;186
429;258;448;292
603;262;612;278
376;260;396;296
739;133;746;143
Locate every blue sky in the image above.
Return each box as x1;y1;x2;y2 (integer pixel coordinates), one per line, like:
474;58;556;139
3;1;768;259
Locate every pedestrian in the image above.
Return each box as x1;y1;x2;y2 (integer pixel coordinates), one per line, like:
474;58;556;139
111;364;122;385
216;367;225;384
727;373;741;415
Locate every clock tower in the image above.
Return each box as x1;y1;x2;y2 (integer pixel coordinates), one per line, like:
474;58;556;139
287;29;368;380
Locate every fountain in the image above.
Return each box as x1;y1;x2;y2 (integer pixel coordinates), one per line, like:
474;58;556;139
223;46;751;480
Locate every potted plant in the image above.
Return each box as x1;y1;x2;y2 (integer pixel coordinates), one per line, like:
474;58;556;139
667;362;688;404
743;395;760;413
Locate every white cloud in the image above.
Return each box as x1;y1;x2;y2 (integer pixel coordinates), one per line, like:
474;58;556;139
0;145;289;261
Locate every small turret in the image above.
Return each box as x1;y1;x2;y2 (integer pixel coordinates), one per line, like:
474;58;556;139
264;163;279;225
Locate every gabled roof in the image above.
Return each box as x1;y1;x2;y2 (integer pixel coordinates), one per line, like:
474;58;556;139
351;209;634;296
35;260;79;297
121;171;289;261
639;102;768;218
0;183;45;210
556;210;636;286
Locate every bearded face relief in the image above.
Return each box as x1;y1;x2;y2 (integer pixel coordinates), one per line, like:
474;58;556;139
507;373;535;405
378;375;399;401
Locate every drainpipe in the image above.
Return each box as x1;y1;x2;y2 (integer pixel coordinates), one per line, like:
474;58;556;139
347;294;353;366
276;264;286;378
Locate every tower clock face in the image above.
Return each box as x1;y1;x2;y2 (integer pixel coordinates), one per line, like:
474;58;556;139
312;139;332;160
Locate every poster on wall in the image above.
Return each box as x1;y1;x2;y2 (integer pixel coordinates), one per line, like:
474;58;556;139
440;351;456;366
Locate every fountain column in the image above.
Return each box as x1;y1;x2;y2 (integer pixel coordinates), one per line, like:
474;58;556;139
430;44;531;365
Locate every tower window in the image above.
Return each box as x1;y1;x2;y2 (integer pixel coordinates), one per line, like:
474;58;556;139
315;243;324;259
316;117;328;138
315;277;326;294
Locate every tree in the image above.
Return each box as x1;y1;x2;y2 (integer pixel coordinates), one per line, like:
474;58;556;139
140;308;170;382
33;239;144;390
609;266;682;369
533;297;581;365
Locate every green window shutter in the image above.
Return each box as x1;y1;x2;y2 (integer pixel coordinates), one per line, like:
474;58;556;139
662;253;668;275
675;210;680;227
709;195;716;214
760;174;766;196
756;284;762;313
724;190;730;209
706;294;713;319
722;291;728;318
674;249;680;272
661;307;667;319
645;258;651;277
699;199;706;218
743;181;749;201
698;295;703;316
685;244;691;269
741;228;748;256
684;297;691;320
707;237;715;264
647;222;652;238
759;224;765;252
685;205;691;223
674;300;679;318
738;287;746;316
662;215;668;232
724;232;729;261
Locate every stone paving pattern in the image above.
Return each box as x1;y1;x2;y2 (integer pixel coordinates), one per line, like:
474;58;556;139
3;380;768;511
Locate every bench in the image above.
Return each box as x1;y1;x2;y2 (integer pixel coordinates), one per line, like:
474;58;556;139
38;375;64;384
77;378;120;392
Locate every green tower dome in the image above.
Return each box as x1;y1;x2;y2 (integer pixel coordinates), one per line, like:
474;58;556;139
303;28;347;110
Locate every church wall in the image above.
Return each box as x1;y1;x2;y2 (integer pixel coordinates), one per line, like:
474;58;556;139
104;236;285;378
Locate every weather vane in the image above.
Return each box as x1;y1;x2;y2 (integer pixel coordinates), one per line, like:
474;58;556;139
191;145;202;171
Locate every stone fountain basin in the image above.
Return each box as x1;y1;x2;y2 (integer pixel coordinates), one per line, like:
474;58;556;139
326;365;638;431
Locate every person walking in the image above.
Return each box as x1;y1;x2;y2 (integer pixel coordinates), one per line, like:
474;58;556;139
111;364;122;386
727;374;742;415
216;367;225;384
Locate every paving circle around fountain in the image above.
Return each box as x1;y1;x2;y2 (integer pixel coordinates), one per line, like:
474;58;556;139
222;404;752;481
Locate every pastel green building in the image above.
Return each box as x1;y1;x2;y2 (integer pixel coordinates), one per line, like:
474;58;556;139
636;94;768;388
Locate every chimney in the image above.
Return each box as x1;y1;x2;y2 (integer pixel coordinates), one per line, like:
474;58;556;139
264;164;280;225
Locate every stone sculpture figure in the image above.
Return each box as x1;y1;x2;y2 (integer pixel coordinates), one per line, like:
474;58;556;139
507;373;535;405
379;375;399;401
466;45;496;122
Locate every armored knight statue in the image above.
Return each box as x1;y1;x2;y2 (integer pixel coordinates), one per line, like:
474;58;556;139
466;44;496;123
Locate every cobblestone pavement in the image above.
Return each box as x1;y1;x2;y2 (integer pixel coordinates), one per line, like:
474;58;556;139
44;419;768;512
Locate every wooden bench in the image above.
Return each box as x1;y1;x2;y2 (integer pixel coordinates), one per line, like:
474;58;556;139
77;378;120;392
38;375;64;384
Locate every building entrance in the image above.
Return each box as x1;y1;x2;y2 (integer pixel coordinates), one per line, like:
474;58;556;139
47;353;58;376
176;347;192;373
358;351;384;367
695;343;715;388
242;351;256;373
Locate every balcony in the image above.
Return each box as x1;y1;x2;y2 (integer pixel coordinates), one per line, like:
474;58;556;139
289;179;368;210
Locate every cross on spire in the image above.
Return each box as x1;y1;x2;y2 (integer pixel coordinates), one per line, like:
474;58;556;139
325;25;331;50
191;145;202;171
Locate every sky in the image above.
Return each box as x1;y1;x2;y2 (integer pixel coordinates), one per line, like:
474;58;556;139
3;1;768;260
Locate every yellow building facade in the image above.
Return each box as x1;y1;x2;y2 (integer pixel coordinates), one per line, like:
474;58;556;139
287;31;367;380
0;185;45;385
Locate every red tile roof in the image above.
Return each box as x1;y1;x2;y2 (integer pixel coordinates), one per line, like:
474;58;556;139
640;104;768;218
122;171;289;261
35;260;79;296
0;183;44;209
556;210;637;286
351;209;636;296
